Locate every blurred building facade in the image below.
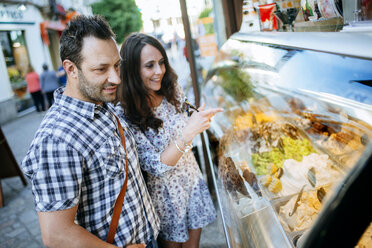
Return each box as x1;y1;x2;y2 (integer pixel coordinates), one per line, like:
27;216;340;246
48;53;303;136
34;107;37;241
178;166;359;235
0;0;243;124
136;0;213;43
135;0;242;49
0;0;92;124
135;0;242;106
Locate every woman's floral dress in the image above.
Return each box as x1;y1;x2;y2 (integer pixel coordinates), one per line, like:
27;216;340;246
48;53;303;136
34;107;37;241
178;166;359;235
117;85;216;242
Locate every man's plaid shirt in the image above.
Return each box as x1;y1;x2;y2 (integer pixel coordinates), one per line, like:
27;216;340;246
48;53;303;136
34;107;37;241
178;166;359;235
22;87;160;246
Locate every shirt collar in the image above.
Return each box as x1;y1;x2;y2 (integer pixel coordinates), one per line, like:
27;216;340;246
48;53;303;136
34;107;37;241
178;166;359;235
54;87;109;120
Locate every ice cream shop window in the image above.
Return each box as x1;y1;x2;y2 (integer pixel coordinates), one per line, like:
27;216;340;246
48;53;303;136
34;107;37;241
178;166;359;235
0;30;32;112
241;0;372;32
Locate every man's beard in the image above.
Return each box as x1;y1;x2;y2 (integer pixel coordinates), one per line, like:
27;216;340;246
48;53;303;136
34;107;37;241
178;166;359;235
78;69;116;103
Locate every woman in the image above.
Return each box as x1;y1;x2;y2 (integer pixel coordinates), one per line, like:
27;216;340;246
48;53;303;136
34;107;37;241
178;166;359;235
25;65;46;112
117;33;223;248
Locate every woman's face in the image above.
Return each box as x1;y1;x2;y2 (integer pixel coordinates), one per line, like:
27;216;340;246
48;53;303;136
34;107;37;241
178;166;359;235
139;44;166;95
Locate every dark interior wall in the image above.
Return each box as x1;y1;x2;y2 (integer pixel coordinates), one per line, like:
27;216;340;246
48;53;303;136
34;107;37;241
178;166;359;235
221;0;243;38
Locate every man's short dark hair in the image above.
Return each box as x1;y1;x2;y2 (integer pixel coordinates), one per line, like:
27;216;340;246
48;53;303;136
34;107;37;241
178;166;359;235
59;15;116;69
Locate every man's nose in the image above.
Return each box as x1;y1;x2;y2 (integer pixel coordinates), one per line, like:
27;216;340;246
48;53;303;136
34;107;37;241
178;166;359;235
108;67;120;85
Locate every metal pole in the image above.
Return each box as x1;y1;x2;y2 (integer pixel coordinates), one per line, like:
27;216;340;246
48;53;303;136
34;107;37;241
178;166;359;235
179;0;200;107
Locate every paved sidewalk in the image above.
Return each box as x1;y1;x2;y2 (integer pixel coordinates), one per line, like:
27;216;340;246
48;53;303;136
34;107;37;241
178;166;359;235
1;111;45;248
1;110;227;248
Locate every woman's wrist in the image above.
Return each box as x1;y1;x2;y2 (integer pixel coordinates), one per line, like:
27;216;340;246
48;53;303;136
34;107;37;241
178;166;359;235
177;133;193;152
174;139;186;154
180;130;194;145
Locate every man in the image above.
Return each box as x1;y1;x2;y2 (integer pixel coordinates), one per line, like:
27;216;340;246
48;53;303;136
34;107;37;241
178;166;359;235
40;63;60;107
22;15;159;248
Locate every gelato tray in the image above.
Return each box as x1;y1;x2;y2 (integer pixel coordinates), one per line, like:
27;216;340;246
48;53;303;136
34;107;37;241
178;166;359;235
272;186;331;233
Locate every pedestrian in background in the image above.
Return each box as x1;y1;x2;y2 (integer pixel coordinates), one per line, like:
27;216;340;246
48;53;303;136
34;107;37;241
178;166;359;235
25;65;45;112
40;63;59;108
57;65;67;86
22;15;159;248
117;32;223;248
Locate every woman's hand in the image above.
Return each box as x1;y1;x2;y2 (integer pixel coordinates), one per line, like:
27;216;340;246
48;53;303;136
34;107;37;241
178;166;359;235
182;104;223;143
160;104;223;166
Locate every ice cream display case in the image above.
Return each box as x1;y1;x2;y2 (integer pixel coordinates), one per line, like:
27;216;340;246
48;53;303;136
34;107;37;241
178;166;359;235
200;32;372;248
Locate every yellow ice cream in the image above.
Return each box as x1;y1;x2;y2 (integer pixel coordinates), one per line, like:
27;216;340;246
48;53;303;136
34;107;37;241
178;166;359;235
234;112;254;130
234;112;278;130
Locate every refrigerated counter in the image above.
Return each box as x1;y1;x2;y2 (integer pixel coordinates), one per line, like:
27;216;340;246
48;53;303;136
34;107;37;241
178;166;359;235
201;32;372;248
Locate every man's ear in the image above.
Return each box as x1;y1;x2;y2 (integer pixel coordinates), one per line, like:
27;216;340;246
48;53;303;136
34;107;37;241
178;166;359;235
63;59;78;79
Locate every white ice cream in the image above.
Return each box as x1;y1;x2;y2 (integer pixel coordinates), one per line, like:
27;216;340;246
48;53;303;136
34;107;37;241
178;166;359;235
278;153;339;197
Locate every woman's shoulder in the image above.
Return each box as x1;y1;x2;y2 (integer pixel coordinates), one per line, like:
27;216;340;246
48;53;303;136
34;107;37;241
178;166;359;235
113;102;124;114
112;103;131;122
111;103;144;132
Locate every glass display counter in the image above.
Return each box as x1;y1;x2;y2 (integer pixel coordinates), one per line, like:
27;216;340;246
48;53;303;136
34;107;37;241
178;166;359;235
200;31;372;247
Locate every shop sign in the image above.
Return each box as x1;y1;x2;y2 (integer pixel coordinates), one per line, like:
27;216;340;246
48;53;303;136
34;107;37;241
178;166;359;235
197;17;218;57
0;5;24;21
0;3;39;23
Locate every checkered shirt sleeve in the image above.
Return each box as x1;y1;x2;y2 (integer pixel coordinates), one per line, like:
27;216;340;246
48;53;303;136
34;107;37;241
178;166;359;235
24;136;82;210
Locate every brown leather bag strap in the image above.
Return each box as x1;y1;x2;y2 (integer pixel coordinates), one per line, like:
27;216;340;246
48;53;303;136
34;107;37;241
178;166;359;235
106;115;129;244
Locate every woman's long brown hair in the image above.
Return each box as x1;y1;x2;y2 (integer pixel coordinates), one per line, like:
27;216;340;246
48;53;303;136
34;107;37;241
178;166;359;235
118;32;180;133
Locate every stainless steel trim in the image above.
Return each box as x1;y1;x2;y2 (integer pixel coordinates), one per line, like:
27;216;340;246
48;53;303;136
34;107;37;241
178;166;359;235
202;131;232;248
231;32;372;60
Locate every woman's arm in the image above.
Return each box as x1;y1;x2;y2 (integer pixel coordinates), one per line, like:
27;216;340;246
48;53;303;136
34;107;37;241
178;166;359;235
160;104;223;166
160;83;223;165
133;104;223;176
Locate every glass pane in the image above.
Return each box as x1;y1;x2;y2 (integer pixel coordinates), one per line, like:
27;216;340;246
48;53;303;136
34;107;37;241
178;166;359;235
10;30;29;78
1;30;32;112
0;31;15;66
